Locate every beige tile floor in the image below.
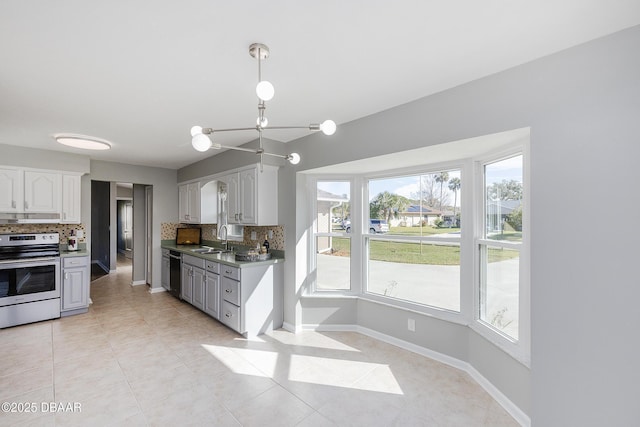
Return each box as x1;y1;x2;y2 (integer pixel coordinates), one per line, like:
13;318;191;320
0;262;518;426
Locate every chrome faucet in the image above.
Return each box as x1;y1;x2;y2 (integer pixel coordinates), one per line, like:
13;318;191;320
219;224;229;251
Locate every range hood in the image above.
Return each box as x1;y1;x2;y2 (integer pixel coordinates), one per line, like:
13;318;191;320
0;212;61;224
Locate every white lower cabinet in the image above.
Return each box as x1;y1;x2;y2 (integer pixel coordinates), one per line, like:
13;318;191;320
183;256;217;315
220;267;242;332
219;263;282;336
181;254;205;304
220;300;241;332
161;250;170;291
61;256;89;316
192;268;205;311
203;261;220;319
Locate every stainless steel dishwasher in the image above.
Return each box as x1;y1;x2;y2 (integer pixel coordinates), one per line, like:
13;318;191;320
168;250;182;299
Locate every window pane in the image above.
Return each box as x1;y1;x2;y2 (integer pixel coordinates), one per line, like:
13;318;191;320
316;237;350;290
484;156;523;242
479;245;519;339
368;240;460;311
316;181;350;233
369;170;461;236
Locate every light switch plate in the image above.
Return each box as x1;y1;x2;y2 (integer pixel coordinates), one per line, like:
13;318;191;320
250;231;257;240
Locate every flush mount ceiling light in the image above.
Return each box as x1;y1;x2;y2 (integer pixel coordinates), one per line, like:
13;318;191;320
191;43;336;168
53;133;112;150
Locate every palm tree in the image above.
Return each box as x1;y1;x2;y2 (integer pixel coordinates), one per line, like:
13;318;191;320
370;191;409;223
435;172;450;210
448;177;461;216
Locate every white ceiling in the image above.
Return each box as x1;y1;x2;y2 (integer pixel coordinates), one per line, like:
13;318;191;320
1;1;638;170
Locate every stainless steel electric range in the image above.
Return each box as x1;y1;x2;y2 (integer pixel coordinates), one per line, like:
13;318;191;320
0;233;61;328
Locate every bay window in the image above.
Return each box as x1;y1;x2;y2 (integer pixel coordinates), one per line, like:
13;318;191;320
307;134;529;364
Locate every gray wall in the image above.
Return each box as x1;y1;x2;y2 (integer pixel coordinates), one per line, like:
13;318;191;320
0;144;90;173
280;25;640;425
116;185;133;199
88;160;177;290
177;137;286;183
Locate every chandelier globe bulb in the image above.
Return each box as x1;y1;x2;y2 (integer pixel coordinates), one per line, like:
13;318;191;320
320;120;336;136
256;81;275;101
192;133;212;152
287;152;301;165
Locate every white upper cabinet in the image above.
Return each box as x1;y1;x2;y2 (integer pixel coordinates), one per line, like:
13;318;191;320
61;174;82;223
178;182;200;223
178;180;217;224
178;183;190;221
23;171;61;213
0;168;23;212
223;165;277;226
0;167;83;220
225;172;241;224
239;168;257;224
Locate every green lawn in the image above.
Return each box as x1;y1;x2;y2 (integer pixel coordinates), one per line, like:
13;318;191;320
328;225;519;265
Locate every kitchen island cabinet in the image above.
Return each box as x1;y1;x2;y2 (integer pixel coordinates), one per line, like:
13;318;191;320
219;262;282;336
163;243;284;336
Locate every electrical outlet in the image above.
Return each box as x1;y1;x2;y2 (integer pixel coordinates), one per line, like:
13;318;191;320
268;229;273;239
250;231;257;240
408;318;415;332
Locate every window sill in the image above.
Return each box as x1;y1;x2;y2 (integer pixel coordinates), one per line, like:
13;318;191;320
302;293;359;299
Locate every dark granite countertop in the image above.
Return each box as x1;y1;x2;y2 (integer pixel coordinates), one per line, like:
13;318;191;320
161;240;284;269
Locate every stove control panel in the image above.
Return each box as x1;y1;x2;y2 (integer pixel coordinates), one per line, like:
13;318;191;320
0;233;60;246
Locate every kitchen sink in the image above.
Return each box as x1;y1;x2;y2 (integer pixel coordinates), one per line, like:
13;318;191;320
190;247;221;254
190;247;232;254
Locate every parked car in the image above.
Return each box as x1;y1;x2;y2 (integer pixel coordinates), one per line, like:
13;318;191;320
344;219;389;234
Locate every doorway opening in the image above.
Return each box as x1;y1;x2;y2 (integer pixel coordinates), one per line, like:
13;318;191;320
90;181;153;287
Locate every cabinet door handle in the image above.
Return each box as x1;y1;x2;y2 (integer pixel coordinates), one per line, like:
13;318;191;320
11;200;15;209
225;289;231;293
225;312;232;318
239;213;243;221
64;272;68;280
63;212;67;220
24;201;29;210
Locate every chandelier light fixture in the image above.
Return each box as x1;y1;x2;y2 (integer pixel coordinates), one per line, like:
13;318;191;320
190;43;336;168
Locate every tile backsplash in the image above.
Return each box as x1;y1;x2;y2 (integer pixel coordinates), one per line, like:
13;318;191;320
161;223;284;250
0;222;284;251
0;224;87;242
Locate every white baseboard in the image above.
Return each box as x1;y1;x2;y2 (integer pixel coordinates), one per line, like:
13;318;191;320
303;323;358;332
148;287;166;294
282;322;302;333
302;323;530;427
130;280;146;286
